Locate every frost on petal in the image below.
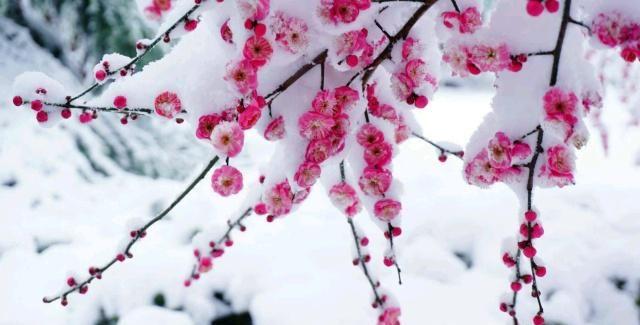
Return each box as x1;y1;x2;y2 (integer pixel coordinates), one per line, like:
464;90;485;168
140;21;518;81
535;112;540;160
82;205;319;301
264;116;286;141
373;199;401;222
211;121;245;157
154;91;182;118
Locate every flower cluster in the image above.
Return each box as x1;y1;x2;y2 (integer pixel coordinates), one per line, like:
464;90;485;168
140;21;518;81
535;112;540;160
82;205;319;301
499;210;547;325
538;144;575;187
542;87;579;140
441;7;482;34
262;179;296;218
92;54;135;84
336;28;377;69
443;41;512;76
329;181;362;217
318;0;372;25
390;37;437;108
297;86;359;172
270;11;310;54
366;84;411;143
592;12;640;63
378;306;401;325
354;121;403;267
464;132;531;187
226;1;273;95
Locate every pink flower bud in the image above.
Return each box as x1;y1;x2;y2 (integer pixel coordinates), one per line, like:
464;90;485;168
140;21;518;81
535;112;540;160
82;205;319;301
12;96;23;106
525;210;537;222
113;96;127;109
523;246;537;258
526;0;544;16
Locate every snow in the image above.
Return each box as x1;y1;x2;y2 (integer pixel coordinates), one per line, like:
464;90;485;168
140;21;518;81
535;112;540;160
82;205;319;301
3;73;640;324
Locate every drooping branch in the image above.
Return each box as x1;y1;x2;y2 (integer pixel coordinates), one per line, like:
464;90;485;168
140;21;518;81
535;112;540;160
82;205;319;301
347;218;385;308
42;156;220;305
508;1;576;320
187;207;253;283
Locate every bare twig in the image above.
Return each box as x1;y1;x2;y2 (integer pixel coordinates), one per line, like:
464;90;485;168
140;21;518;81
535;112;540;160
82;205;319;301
43;156;220;304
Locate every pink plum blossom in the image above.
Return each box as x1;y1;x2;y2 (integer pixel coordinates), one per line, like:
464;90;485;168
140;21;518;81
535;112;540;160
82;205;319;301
264;116;286;141
298;111;336;140
539;145;575;187
211;121;245;158
358;166;392;197
373;199;402;222
364;141;393;167
211;165;243;197
243;36;273;67
357;124;384;147
264;180;294;216
294;162;322;188
378;307;401;325
196;114;221;139
154;91;182;118
329;182;362;217
225;60;258;95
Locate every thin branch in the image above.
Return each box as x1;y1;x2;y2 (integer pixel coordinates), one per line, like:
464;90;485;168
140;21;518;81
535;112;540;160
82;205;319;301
450;0;461;13
347;218;385;308
411;132;464;159
188;207;253;279
549;0;572;87
375;20;392;40
387;223;402;285
42;156;220;304
25;100;155;116
568;17;592;35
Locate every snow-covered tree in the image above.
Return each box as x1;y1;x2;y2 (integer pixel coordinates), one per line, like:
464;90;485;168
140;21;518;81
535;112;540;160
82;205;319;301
8;0;640;324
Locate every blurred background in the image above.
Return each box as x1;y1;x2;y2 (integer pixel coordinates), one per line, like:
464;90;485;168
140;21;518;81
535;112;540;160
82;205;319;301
1;1;640;324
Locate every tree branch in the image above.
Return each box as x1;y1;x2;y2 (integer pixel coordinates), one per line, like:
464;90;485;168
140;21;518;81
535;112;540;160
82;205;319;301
412;132;464;159
42;156;220;305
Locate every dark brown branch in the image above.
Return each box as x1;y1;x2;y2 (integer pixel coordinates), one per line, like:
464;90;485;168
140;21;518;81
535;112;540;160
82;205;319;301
387;223;402;285
450;0;461;12
347;218;385;308
568;17;592;35
412;132;464;159
549;0;572;87
25;100;154;116
265;50;329;101
43;156;220;304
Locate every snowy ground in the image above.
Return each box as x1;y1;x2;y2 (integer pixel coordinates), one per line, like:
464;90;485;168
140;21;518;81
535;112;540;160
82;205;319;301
1;25;640;325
